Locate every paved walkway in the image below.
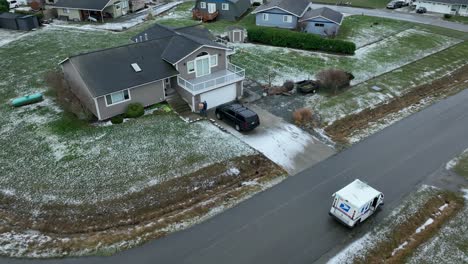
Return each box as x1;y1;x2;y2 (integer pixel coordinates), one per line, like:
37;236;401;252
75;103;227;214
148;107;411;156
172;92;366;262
311;4;468;33
208;105;335;175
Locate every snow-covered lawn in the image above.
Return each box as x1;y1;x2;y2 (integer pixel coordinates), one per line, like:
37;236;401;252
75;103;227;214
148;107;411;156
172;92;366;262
0;24;255;206
231;28;460;87
0;29;29;48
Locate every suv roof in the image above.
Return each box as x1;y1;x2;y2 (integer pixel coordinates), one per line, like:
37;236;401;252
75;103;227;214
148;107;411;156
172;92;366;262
226;104;257;118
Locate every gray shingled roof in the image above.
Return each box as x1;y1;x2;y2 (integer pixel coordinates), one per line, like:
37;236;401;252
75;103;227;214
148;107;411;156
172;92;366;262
0;12;22;19
63;24;229;97
252;0;311;17
133;24;227;64
52;0;112;11
299;7;344;24
422;0;468;4
67;39;178;97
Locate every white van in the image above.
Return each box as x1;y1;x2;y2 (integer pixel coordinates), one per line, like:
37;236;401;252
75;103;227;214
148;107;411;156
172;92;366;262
7;0;20;9
329;179;384;227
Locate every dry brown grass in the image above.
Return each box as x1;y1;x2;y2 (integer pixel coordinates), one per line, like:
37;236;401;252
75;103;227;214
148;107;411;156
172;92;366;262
293;108;313;125
353;191;464;264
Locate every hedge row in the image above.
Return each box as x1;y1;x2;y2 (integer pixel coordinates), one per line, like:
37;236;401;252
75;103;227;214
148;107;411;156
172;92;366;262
247;26;356;55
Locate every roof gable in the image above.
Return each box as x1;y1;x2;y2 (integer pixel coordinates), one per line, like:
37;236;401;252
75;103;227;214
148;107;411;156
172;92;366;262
299;7;344;25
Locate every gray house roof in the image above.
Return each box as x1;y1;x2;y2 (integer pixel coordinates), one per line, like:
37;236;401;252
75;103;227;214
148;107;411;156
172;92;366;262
62;24;229;97
52;0;112;11
299;7;344;25
418;0;468;4
252;0;312;17
133;24;227;64
66;39;179;97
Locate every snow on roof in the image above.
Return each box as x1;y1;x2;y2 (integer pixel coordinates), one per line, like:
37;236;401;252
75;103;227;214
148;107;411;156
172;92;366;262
335;179;381;208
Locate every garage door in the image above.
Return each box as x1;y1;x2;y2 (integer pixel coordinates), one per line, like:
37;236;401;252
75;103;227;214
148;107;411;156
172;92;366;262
200;84;237;109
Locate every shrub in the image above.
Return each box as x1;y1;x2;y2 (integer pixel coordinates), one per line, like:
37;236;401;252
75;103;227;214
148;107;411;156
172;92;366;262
44;71;93;120
14;10;44;21
247;26;356;55
316;69;352;94
293;108;313;125
283;80;295;91
125;103;144;118
0;0;9;12
444;14;452;19
111;115;124;124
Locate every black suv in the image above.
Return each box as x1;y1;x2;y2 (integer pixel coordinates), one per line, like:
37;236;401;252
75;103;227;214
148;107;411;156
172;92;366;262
215;103;260;131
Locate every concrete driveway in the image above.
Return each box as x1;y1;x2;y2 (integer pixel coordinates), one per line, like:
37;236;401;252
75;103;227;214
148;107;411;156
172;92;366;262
209;105;335;175
310;3;468;33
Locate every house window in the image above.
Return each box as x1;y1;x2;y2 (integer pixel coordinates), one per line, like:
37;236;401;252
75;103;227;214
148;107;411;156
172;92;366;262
210;54;218;67
315;23;325;27
121;1;128;8
187;61;195;73
283;15;292;23
105;90;130;106
222;3;229;10
63;8;70;13
200;2;206;8
262;13;269;21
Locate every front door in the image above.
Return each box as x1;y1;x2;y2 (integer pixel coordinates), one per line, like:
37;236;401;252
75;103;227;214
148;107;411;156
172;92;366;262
207;3;216;14
195;56;211;78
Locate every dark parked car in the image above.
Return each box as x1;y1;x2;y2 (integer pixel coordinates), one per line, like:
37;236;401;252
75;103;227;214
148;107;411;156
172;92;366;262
386;1;404;9
416;6;427;13
215;103;260;131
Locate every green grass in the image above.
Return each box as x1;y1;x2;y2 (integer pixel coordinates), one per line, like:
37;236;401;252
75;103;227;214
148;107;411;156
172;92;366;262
444;15;468;25
454;152;468;179
314;0;389;9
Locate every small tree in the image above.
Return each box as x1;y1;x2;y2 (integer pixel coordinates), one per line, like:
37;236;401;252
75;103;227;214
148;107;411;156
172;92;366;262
30;0;42;11
0;0;9;12
292;108;313;125
316;69;352;94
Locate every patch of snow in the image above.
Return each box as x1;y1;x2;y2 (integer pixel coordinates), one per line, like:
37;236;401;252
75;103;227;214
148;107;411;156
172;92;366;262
241;180;258;186
391;241;408;256
446;148;468;170
327;234;372;264
226;167;240;176
415;218;434;234
0;29;28;48
438;203;448;211
463;189;468;200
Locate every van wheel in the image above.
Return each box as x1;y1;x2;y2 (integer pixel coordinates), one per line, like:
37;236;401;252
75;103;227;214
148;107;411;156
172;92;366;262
235;124;240;131
216;112;222;120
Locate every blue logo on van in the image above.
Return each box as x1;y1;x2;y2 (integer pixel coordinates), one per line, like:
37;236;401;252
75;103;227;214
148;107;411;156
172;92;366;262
339;203;351;212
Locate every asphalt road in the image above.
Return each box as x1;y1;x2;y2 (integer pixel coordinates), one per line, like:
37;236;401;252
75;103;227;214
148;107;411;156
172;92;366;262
4;87;468;263
310;4;468;33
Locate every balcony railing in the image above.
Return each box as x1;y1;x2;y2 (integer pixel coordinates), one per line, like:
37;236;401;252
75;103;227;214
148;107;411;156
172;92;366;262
178;63;245;93
192;9;219;22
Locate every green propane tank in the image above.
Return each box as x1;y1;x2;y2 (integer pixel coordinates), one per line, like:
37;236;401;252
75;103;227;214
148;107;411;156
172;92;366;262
11;93;43;107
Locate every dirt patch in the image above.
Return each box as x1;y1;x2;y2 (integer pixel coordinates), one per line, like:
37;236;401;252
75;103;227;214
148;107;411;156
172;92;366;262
0;154;285;257
353;191;465;264
325;64;468;145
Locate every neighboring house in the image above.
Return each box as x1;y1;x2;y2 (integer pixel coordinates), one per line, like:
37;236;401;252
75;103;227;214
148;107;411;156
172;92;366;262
129;0;145;13
252;0;312;29
298;7;343;36
61;24;245;120
48;0;130;22
414;0;468;16
192;0;251;21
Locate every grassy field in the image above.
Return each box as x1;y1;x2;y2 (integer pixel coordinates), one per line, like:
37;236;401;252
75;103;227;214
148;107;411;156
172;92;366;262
444;15;468;25
0;23;255;206
314;0;389;9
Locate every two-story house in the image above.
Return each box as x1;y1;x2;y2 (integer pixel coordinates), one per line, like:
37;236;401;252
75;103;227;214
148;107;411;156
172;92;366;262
192;0;251;21
60;24;245;120
48;0;130;22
